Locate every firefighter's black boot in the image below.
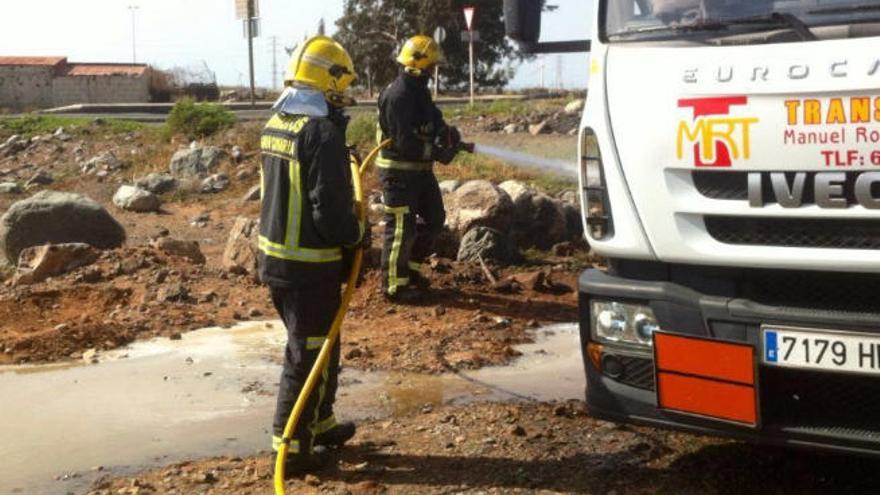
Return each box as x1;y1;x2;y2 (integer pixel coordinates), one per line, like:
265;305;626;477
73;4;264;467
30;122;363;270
315;421;357;448
274;446;333;479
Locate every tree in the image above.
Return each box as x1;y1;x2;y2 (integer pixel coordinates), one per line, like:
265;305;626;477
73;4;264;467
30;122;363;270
335;0;522;93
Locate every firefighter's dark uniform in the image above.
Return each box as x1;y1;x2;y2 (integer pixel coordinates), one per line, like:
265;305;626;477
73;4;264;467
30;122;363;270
258;109;362;457
377;71;455;295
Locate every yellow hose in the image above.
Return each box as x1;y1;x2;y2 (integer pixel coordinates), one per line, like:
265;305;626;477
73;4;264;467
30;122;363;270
274;139;392;493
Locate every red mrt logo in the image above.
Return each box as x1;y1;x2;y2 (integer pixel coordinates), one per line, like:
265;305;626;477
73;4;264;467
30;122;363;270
677;96;759;167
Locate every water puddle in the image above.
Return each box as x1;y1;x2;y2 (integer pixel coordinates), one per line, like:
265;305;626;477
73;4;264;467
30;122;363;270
0;321;583;494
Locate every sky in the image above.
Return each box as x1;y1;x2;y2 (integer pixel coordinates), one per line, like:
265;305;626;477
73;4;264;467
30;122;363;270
0;0;592;90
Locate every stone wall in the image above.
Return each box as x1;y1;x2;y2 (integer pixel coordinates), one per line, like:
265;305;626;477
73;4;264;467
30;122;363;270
0;66;55;110
52;71;151;107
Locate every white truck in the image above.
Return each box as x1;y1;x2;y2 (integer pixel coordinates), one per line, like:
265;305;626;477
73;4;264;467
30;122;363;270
505;0;880;454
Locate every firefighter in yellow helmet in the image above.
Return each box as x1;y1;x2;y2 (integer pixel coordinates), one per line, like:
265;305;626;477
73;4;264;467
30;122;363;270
377;35;466;302
259;35;363;476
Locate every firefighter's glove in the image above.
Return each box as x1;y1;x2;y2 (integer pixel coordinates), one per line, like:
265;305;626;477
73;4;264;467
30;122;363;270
435;125;462;149
431;145;459;165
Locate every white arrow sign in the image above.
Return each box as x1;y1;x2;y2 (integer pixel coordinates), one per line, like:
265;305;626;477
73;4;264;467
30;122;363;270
463;6;475;31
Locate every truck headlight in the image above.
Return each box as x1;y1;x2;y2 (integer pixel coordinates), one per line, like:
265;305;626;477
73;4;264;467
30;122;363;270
580;127;613;240
591;300;660;347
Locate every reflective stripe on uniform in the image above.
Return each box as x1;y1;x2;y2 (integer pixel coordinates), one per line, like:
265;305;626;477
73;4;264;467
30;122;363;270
272;435;301;454
408;261;421;271
306;336;326;350
386;205;411;295
313;415;338;435
259;114;342;263
375;156;433;171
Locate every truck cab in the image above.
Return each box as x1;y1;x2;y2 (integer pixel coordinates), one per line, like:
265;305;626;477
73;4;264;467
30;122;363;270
506;0;880;454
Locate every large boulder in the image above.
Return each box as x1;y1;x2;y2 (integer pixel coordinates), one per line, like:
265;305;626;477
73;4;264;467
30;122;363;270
564;98;585;115
222;217;259;276
457;227;522;266
113;185;161;213
13;243;99;285
0;191;126;264
445;180;514;236
169;145;224;178
135;173;178;194
499;181;568;249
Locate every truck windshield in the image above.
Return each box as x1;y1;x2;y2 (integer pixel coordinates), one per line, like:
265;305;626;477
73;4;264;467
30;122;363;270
605;0;880;42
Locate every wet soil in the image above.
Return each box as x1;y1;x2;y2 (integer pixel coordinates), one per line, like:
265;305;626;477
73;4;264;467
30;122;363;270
83;399;880;495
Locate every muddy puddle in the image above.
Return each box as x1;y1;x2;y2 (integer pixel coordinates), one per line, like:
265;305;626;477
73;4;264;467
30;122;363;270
0;321;583;494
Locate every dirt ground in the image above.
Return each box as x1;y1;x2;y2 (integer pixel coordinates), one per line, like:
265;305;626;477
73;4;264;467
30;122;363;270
0;118;583;370
84;400;880;495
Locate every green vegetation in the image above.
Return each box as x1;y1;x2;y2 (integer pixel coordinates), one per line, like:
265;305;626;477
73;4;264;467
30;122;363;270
163;99;236;140
346;112;378;151
0;114;145;140
445;99;531;119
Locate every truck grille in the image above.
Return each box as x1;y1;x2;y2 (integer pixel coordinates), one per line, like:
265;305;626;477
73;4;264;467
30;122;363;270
761;367;880;442
741;269;880;314
617;355;655;391
705;216;880;250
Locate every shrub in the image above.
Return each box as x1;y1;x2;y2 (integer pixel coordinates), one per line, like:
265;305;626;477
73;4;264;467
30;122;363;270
164;99;236;139
346;112;378;151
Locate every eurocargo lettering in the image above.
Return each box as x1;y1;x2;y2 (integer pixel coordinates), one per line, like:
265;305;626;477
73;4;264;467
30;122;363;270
505;0;880;455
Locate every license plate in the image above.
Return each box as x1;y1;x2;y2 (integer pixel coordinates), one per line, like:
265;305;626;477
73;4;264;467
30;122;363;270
763;326;880;375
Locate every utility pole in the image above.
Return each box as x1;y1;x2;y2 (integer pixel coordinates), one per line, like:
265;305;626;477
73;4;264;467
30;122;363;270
128;5;140;64
540;58;545;90
246;0;256;107
270;35;279;90
463;6;476;107
556;55;563;90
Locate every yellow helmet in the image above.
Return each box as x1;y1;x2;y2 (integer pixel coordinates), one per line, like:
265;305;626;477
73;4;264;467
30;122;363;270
285;35;357;107
396;35;443;76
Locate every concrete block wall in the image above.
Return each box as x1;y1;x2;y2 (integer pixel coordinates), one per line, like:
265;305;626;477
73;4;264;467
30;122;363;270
0;66;55;110
52;73;151;107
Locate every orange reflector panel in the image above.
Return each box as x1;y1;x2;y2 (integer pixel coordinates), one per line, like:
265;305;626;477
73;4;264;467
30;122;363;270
655;333;754;385
657;372;757;426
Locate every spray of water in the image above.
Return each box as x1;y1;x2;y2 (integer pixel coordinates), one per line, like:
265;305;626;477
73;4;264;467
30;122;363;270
473;143;577;178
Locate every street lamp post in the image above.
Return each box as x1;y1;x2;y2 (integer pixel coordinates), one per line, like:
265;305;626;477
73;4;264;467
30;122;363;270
128;5;140;64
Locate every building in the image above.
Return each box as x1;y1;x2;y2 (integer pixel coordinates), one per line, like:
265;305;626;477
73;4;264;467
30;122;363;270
0;56;152;110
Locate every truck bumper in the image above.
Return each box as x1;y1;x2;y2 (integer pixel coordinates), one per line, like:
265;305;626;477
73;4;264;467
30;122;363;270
579;267;880;456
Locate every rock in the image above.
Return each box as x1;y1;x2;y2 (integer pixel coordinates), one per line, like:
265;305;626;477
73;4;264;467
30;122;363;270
112;185;159;213
0;191;126;264
222;217;259;276
521;194;568;249
231;145;243;163
552;241;575;257
503;123;521;134
0;182;21;194
529;120;550;136
559;189;579;205
235;166;255;181
0;135;28;158
135;173;178;194
438;179;461;195
564;98;585;115
445;180;514;236
152;237;206;264
24;169;54;189
200;173;230;194
82;152;122;175
13;243;99;285
157;283;189;302
169;146;224;178
82;348;98;364
563;203;584;241
498;180;534;205
457;227;521;266
241;184;261;202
